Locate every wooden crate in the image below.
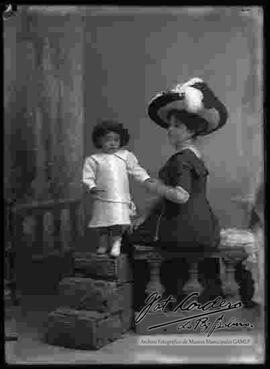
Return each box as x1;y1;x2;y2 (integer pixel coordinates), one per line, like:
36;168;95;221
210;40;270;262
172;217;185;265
59;277;133;313
46;307;123;350
73;252;133;283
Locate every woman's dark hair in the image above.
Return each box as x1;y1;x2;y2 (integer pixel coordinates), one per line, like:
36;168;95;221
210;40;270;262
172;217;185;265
166;109;207;137
92;119;130;149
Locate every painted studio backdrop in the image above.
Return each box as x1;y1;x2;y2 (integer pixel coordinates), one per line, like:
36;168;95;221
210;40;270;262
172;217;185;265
4;6;263;293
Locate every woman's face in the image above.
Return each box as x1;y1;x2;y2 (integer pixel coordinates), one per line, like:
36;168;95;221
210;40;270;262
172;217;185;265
167;114;193;147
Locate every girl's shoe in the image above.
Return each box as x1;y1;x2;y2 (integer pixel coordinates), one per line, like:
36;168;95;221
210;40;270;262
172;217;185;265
96;245;107;255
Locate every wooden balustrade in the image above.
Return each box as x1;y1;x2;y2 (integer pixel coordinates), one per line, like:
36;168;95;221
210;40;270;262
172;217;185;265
5;196;256;307
133;244;252;306
10;198;84;258
4;197;84;300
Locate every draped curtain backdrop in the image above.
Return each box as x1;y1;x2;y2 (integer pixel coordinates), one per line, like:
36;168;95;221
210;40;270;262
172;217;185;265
4;6;85;204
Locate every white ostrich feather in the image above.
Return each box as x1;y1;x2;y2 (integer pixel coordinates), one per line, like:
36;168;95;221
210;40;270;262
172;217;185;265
172;77;203;94
184;86;204;113
170;78;204;113
171;83;184;94
184;77;204;87
150;77;205;115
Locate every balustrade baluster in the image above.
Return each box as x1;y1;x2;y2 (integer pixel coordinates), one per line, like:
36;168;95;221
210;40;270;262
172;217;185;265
22;214;36;249
221;249;246;301
75;201;85;238
145;253;164;297
219;257;226;283
182;258;203;295
43;211;54;256
60;207;71;253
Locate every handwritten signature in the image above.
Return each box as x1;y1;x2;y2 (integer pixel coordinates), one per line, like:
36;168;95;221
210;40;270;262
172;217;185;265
135;292;254;336
177;313;254;337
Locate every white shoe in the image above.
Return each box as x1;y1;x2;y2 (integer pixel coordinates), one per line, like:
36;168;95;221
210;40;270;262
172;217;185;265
96;245;107;255
110;240;121;258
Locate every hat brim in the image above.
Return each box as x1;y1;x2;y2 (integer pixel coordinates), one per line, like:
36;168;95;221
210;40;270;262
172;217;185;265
148;92;228;136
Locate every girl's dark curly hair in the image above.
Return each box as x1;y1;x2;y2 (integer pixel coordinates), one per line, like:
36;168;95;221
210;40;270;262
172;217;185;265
92;119;130;149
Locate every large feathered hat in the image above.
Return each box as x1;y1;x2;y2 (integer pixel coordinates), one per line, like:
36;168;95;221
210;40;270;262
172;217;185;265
148;78;228;136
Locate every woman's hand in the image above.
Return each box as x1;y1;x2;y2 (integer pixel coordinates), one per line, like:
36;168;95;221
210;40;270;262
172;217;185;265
144;178;189;204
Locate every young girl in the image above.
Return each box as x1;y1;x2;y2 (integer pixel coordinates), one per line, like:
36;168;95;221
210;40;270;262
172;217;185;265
82;119;188;257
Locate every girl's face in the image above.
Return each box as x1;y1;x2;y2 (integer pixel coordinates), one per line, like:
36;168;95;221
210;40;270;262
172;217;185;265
100;131;121;153
167;114;193;148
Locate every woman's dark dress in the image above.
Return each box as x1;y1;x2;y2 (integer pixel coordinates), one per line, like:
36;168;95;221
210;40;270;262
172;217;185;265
128;148;254;309
130;148;220;249
157;149;220;248
129;148;222;308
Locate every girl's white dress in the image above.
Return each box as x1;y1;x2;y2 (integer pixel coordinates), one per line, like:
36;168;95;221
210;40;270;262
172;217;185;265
82;149;150;227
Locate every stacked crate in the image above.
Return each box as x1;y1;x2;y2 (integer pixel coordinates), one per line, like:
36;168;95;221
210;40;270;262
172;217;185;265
45;252;134;350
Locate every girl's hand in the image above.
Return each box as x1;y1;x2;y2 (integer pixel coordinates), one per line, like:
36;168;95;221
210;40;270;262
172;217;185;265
89;187;105;196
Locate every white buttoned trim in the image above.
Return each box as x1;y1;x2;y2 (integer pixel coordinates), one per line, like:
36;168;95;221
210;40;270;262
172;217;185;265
178;145;202;159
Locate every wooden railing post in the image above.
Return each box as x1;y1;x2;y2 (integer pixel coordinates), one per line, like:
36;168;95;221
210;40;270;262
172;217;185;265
60;208;71;253
182;257;203;296
43;211;54;256
22;214;36;249
221;248;247;301
75;201;85;238
146;252;164;297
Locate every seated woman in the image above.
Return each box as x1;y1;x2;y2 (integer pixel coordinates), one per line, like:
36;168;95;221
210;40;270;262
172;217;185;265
129;77;228;306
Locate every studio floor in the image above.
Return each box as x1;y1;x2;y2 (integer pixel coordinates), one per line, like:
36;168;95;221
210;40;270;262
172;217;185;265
4;294;265;364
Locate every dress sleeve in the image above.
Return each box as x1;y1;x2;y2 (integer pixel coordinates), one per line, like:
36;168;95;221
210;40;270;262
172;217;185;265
173;157;193;194
126;151;151;183
82;156;97;190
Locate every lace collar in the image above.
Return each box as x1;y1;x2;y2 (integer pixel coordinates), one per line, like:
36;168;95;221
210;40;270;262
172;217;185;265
177;144;202;159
